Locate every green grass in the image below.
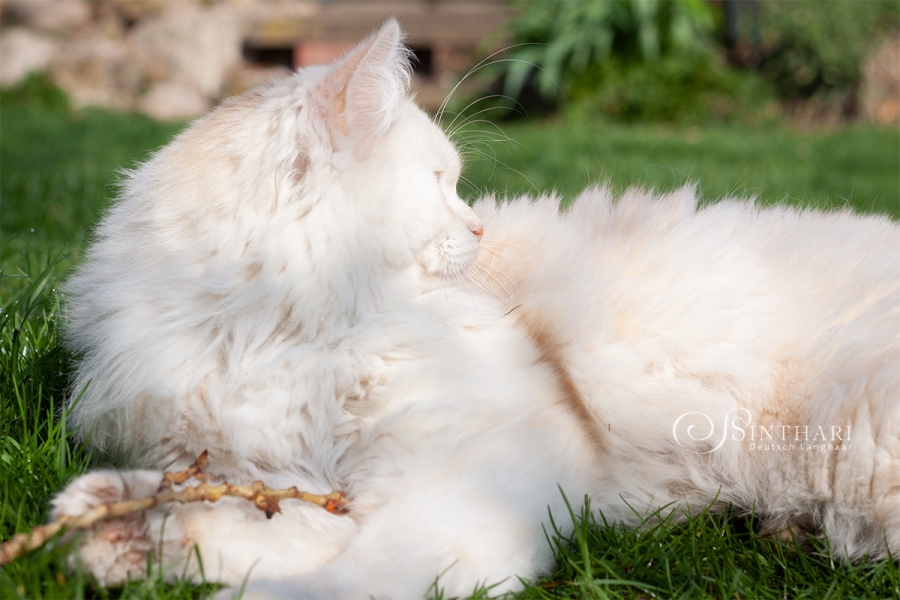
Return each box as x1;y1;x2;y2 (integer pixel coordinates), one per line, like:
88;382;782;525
451;116;900;217
1;79;898;598
1;79;182;275
517;500;900;599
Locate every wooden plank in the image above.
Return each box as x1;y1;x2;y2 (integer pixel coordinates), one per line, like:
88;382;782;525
245;1;512;47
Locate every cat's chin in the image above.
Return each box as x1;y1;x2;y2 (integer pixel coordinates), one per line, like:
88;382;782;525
412;262;478;296
413;235;481;293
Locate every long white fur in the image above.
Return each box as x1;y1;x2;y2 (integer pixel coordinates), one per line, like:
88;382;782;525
472;188;900;559
54;19;899;598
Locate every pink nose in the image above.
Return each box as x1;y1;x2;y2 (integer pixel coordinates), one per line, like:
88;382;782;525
470;224;484;240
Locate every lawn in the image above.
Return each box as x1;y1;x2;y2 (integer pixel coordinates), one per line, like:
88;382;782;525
1;81;898;598
454;118;899;217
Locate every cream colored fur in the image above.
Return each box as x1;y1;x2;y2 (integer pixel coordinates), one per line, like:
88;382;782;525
53;19;899;598
472;187;900;559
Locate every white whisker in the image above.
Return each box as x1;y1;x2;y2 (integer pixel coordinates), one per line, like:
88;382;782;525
472;259;516;302
435;44;544;124
481;238;527;254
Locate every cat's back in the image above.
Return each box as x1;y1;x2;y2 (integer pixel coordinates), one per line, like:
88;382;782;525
473;186;899;337
472;187;899;430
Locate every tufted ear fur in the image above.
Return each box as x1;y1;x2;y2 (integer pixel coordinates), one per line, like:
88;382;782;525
315;18;411;154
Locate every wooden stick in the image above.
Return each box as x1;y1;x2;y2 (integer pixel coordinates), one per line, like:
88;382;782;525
158;449;215;490
0;452;348;566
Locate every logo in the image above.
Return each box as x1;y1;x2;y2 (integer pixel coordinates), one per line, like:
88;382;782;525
673;409;852;454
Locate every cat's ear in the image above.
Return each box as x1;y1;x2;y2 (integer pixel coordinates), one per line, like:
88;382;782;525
314;18;411;153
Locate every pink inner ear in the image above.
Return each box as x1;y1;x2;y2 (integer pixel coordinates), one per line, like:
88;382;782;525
315;19;410;153
327;70;353;138
319;47;368;148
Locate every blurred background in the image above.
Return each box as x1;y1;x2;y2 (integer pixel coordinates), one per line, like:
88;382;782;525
1;0;897;124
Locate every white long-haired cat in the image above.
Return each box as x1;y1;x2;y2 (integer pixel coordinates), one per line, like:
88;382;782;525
53;19;899;597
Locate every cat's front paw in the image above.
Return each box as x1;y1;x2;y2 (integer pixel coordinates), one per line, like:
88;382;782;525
51;470;164;586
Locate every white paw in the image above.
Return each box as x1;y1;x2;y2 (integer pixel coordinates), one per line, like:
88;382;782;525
51;470;165;586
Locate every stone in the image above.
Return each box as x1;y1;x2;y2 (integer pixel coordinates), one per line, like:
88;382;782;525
50;37;135;111
223;62;293;97
137;81;209;121
861;31;900;125
0;27;56;86
3;0;92;34
129;2;242;98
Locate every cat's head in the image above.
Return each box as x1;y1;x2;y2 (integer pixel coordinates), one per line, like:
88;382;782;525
305;20;485;286
156;19;482;306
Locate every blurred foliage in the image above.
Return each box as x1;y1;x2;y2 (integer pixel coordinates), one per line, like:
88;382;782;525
498;0;716;101
474;0;897;125
568;49;775;125
758;0;900;103
0;72;70;113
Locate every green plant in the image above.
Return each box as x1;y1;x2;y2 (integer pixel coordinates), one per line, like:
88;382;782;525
0;72;69;113
0;254;90;598
498;0;716;102
568;50;775;125
758;0;900;102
